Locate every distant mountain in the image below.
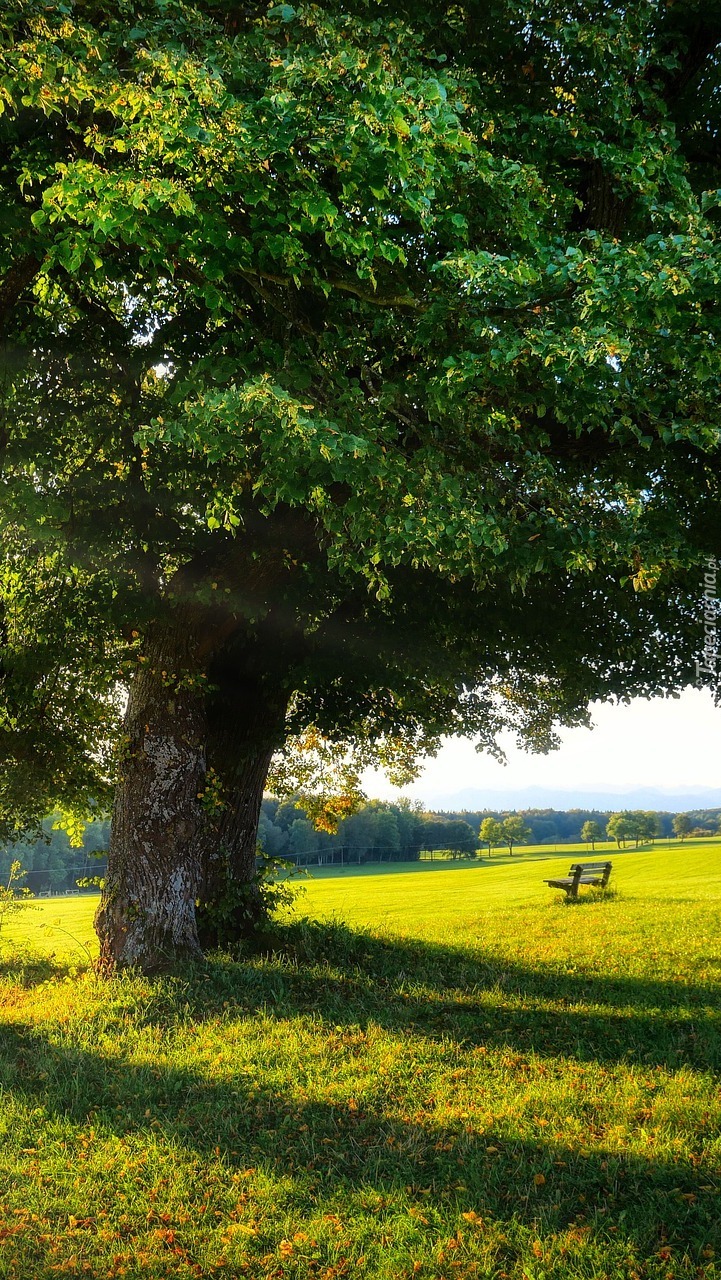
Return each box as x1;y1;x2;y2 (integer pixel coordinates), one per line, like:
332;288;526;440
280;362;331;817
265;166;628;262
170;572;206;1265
427;785;721;814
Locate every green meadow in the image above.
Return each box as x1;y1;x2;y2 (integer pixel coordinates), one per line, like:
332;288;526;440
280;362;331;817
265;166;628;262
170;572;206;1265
1;840;720;1279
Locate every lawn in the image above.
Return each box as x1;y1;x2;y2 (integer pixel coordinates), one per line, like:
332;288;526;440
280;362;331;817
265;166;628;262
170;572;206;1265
1;841;720;1279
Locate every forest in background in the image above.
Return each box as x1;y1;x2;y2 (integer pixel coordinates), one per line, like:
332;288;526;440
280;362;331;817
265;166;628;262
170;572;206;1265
3;802;720;892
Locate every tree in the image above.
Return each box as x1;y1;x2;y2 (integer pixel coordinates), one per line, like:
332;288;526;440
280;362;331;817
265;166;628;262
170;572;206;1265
369;809;402;861
2;2;721;970
606;813;631;849
441;820;478;857
480;818;504;859
581;820;603;851
257;813;288;859
394;800;425;861
502;816;531;856
644;812;665;845
673;814;693;841
286;819;318;863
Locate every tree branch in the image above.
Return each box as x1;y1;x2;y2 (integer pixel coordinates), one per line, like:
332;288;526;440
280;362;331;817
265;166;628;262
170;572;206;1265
238;266;425;311
0;253;41;336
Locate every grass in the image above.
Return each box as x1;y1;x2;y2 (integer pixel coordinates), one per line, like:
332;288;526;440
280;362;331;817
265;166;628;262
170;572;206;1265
1;842;720;1279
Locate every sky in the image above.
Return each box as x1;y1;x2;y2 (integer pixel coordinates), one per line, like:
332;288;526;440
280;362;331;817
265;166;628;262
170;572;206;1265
363;686;721;808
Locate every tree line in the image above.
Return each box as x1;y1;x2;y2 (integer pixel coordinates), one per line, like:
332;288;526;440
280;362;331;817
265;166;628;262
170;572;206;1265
257;800;721;866
3;803;718;894
593;811;721;847
259;800;532;864
0;817;109;895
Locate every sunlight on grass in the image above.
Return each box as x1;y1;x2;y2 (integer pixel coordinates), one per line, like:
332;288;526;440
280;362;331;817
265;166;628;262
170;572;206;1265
1;840;720;1278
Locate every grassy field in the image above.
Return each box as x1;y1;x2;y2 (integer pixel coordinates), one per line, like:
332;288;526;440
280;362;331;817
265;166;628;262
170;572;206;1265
1;841;720;1278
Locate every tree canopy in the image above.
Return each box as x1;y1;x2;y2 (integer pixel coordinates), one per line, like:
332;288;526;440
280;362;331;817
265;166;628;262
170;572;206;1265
1;0;720;967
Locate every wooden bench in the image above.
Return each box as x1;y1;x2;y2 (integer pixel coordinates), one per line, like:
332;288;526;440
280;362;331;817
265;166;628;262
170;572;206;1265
544;861;612;899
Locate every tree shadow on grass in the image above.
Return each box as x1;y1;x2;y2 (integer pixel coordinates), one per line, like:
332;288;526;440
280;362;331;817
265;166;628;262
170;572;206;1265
2;917;720;1070
0;948;78;987
140;916;720;1071
1;1017;719;1280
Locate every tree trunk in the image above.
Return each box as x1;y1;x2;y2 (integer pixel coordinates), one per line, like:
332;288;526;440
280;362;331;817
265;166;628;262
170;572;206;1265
196;655;290;948
217;744;279;882
95;616;210;973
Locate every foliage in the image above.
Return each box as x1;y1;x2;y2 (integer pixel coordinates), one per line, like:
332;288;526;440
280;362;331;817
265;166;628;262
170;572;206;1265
607;810;668;848
581;818;604;849
196;852;302;950
0;550;123;837
673;813;693;840
0;858;33;937
479;815;504;855
2;843;721;1277
501;814;531;854
261;795;478;864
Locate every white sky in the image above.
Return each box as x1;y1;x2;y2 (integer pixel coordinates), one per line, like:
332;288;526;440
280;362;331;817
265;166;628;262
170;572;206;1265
364;687;721;805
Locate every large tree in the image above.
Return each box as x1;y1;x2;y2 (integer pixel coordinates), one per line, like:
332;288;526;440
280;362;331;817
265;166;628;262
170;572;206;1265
1;0;720;970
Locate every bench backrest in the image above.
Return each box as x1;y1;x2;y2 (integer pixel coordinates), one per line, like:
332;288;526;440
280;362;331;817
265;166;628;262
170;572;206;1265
568;861;612;886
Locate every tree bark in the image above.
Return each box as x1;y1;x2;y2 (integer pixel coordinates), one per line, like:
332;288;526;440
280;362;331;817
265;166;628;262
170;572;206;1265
196;651;291;947
95;615;210;972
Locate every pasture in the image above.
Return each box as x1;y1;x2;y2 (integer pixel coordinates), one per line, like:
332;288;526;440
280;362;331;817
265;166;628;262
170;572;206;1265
1;841;720;1279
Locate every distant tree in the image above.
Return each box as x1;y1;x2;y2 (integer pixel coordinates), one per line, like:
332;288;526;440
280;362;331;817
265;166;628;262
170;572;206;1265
418;818;449;853
339;809;377;862
371;809;402;861
606;813;633;849
673;814;692;841
646;812;664;844
611;810;656;849
287;819;319;862
633;812;658;847
436;819;477;856
394;800;425;861
257;815;288;859
623;812;639;848
480;818;504;859
274;800;305;833
502;816;531;856
581;820;603;851
530;818;558;844
45;855;67;891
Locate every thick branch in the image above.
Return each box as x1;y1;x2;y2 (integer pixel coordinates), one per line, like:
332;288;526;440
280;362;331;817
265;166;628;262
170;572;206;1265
0;253;41;336
204;262;425;312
